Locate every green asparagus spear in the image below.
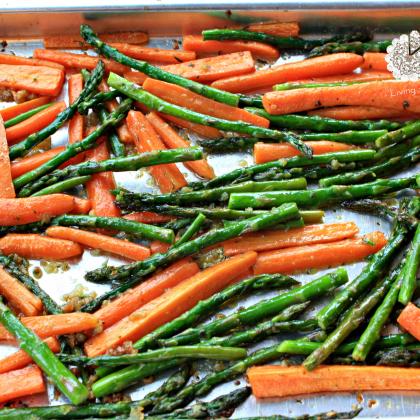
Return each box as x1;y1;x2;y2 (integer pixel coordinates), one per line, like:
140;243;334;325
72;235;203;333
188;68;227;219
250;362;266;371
80;24;239;106
52;214;174;243
274;81;364;90
108;73;312;157
77;90;121;114
9;61;104;160
0;300;88;404
232;408;363;420
173;213;206;247
246;107;400;132
376;120;420;148
374;134;420;162
83;203;300;310
133;273;299;352
31;175;91;196
3;103;53;128
228;176;417;209
308;40;391;57
0;221;47;237
374;346;420;367
14;98;133;191
155;269;348;348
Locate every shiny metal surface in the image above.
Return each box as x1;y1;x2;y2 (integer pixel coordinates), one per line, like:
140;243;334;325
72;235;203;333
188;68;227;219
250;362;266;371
0;4;419;418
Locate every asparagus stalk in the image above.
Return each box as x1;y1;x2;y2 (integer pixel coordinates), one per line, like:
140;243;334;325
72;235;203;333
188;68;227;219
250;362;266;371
232;408;363;420
308;40;391;57
83;203;300;310
154;269;348;348
4;103;53;128
9;61;104;160
14;98;133;191
108;73;312;157
0;300;88;405
31;175;91;196
228;176;417;209
80;24;239;106
19;147;203;197
0;221;47;237
274;81;364;90
52;214;175;243
173;213;206;247
77;90;121;114
376;120;420;148
374;134;420;161
133;273;299;352
374;346;420;367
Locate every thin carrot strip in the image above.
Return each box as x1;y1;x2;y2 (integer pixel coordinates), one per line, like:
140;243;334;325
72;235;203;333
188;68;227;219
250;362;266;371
254;141;354;163
397;303;420;341
0;234;83;260
146;111;215;179
222;222;359;256
0;266;42;316
308;106;417;120
143;78;269;128
0;337;60;374
123;211;173;224
244;21;300;37
46;226;150;261
84;251;257;356
0;194;75;226
68;74;85;144
94;259;200;328
0;97;51;122
0;313;99;342
0;365;45;404
284;70;393;84
263;80;420;115
0;64;65;96
211;53;364;93
0;115;15;197
150;240;171;255
361;52;389;72
0;53;65;70
5;101;66;145
71;197;92;215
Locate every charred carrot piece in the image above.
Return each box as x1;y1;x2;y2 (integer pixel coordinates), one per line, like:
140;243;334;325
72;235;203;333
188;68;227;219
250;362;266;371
0;116;15;197
0;97;51;122
397;303;420;341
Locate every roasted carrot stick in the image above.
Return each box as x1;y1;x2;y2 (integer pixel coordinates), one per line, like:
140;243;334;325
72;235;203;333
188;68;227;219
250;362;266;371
0;194;75;226
0;53;65;70
243;21;300;36
110;43;196;63
127;110;187;192
0;312;99;342
94;259;200;328
146;111;215;179
0;234;83;260
124;211;173;224
0;365;45;404
71;197;92;215
0;337;60;374
84;251;258;356
0;64;65;96
212;53;364;93
10;146;65;178
143;78;269;128
182;35;280;61
150;240;171;255
162;51;255;82
46;226;151;261
361;52;389;72
0;115;15;198
397;303;420;341
0;97;51;122
222;222;359;256
263;80;420;115
68;74;85;145
308;106;418;120
253;141;354;163
5;101;66;145
254;231;387;275
248;365;420;398
124;71;147;85
0;266;42;316
290;70;393;85
33;49;129;74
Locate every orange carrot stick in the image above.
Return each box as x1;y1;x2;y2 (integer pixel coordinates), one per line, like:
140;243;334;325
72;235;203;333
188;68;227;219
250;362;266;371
146;111;215;179
0;266;43;316
5;101;66;145
243;21;300;37
71;197;92;215
0;194;75;226
222;222;359;256
0;233;83;260
0;64;65;96
0;115;15;198
68;74;85;145
0;97;51;122
94;259;200;329
143;78;269;128
0;312;99;342
254;231;387;275
253;141;354;163
182;35;280;61
46;226;150;261
361;52;389;72
247;365;420;398
308;106;418;120
10;146;65;178
124;211;173;224
33;49;129;74
150;240;171;255
84;251;257;356
211;53;364;93
162;51;255;82
0;53;65;70
263;80;420;115
124;71;147;86
0;337;60;374
397;303;420;341
294;70;393;84
0;365;45;404
127;110;187;192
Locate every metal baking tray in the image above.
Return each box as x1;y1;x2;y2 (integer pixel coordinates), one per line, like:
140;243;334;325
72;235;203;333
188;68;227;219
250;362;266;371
0;2;419;418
